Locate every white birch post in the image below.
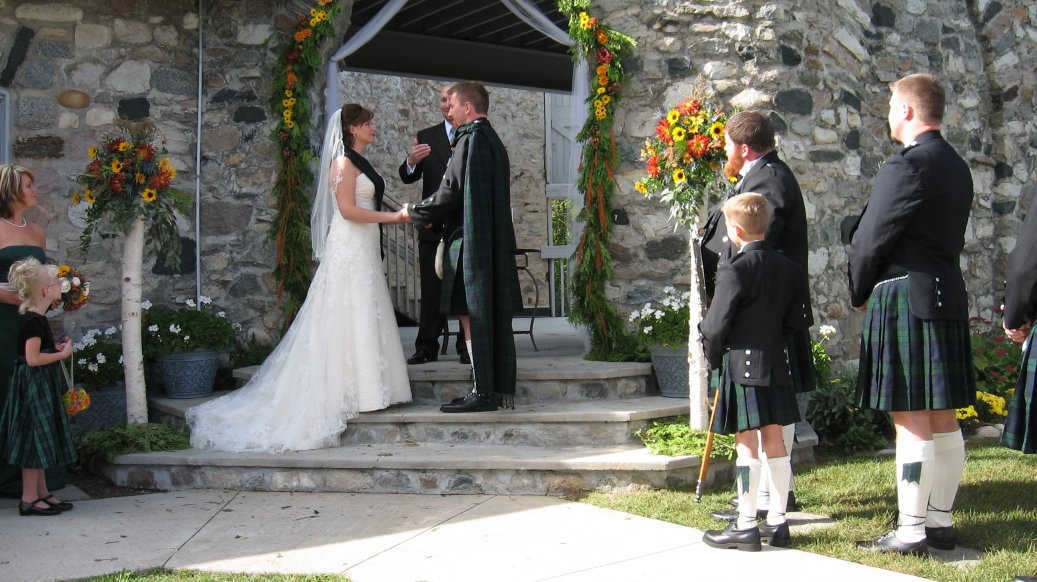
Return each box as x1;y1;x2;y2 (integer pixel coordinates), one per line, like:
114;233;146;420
121;216;147;424
687;230;710;430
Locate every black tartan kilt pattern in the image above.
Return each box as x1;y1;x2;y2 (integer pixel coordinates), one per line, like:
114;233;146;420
1002;325;1037;454
0;359;77;469
710;354;801;435
855;277;976;412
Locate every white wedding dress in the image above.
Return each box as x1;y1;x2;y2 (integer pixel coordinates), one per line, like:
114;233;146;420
186;172;412;453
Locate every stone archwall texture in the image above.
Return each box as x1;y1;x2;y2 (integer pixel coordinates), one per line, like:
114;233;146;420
1;0;1034;362
0;0;546;346
595;0;1036;362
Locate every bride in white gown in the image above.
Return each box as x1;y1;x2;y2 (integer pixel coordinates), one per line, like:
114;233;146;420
186;104;412;453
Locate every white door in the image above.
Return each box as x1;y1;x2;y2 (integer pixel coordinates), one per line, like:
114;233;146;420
543;92;582;316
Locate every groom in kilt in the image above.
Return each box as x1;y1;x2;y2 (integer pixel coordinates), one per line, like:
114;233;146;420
405;81;522;413
699;193;811;551
848;73;975;556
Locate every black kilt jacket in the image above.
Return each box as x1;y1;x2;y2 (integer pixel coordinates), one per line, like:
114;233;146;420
399;122;452;242
1005;188;1037;329
847;130;974;319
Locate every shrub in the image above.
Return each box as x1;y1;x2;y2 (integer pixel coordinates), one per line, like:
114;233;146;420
806;369;892;453
635;416;736;460
72;327;123;391
969;316;1022;399
78;422;190;467
142;296;236;358
628;286;691;349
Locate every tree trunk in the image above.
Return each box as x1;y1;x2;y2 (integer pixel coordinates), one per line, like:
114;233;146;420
121;216;147;424
687;232;710;430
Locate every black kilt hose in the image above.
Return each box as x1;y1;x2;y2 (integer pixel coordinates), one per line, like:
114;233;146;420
0;358;77;469
1002;325;1037;454
855;277;976;411
711;353;801;435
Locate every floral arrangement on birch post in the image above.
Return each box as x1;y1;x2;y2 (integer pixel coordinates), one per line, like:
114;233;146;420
557;0;638;360
269;0;342;327
634;84;730;428
74;119;191;424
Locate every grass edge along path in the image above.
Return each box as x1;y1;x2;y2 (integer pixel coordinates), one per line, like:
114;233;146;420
583;439;1037;582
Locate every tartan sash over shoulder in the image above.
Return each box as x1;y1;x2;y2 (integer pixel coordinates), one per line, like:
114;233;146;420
460;119;522;399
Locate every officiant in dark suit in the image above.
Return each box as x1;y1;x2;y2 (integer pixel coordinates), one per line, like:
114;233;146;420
700;111;814;523
399;84;469;365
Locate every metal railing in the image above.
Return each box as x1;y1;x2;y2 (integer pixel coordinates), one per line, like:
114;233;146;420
380;193;421;322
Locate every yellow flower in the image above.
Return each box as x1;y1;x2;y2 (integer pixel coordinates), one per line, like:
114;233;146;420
671;127;686;141
117;141;131;152
709;121;725;138
601;95;611;104
135;172;146;184
57;264;71;277
84;189;96;204
285;90;293;98
286;120;295;128
318;0;331;5
111;159;123;173
593;99;603;108
141;188;158;202
666;110;679;125
87;146;97;158
596;87;606;95
71;192;81;206
634;181;648;195
672;169;687;183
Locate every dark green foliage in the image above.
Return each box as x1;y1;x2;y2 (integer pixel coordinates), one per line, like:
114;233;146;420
79;423;190;465
807;370;892;453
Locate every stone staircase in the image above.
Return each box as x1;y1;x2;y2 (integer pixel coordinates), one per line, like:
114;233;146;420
98;320;744;496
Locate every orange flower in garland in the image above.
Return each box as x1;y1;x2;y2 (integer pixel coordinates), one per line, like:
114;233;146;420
635;81;728;228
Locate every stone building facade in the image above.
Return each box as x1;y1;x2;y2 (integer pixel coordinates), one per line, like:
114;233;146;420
2;0;1035;362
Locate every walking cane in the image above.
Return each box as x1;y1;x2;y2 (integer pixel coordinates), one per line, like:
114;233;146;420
695;385;722;503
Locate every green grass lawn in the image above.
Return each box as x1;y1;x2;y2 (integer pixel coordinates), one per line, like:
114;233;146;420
583;438;1037;582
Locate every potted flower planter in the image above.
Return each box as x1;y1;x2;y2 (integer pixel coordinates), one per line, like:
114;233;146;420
75;382;128;431
154;349;220;398
649;344;690;398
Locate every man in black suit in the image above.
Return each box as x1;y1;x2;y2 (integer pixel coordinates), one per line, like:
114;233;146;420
399;84;469;365
849;73;975;556
702;111;813;522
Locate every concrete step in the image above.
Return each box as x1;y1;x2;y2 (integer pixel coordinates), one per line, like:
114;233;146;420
232;357;656;405
100;440;731;496
150;395;689;448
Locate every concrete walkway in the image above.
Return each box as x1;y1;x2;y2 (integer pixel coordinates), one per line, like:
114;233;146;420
0;489;932;582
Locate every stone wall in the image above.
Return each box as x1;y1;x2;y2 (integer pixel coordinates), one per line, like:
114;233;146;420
3;0;1034;362
595;0;1036;362
0;0;547;347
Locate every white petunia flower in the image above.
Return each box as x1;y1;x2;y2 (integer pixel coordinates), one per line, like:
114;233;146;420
105;327;118;336
654;310;664;320
185;298;196;308
148;324;159;332
643;325;653;334
183;335;190;343
87;363;98;373
199;295;212;305
96;353;106;364
77;358;86;366
169;324;181;334
217;311;226;318
141;300;152;310
118;356;123;364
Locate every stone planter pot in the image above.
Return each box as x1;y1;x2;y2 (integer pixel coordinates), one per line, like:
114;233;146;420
75;383;127;431
155;349;220;399
649;344;690;398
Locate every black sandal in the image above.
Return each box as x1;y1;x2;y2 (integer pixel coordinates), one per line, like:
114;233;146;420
19;499;62;516
41;494;73;511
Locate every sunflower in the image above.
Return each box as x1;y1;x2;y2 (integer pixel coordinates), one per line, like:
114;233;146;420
135;172;146;184
709;121;725;139
57;264;71;277
84;189;96;204
666;110;680;125
110;159;123;173
634;181;648;195
671;127;686;141
672;169;687;184
118;141;131;152
141;188;158;202
87;146;97;159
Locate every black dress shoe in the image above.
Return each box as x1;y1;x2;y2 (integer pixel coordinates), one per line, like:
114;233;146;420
924;526;955;551
1011;577;1037;582
758;521;791;547
407;352;437;365
440;391;498;413
702;522;762;551
41;494;73;511
19;500;62;517
712;507;768;521
458;351;471;365
856;531;928;556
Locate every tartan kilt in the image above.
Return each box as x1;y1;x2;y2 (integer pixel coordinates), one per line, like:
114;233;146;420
1002;325;1037;454
855;277;976;411
710;354;801;435
0;359;77;469
788;328;816;393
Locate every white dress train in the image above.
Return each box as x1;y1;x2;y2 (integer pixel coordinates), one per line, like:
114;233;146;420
186;173;412;453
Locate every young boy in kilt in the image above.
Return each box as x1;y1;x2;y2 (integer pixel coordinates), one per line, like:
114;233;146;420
848;73;975;556
700;193;811;551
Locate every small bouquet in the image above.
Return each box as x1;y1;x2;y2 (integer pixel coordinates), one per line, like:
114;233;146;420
62;387;91;416
57;264;90;312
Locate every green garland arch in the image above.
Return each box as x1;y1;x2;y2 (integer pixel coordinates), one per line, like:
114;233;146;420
268;0;343;327
558;1;639;360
